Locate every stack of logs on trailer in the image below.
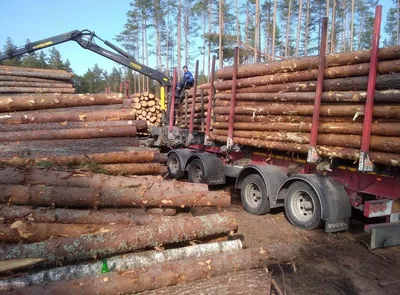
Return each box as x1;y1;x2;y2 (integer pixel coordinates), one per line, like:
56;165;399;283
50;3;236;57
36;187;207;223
129;92;163;127
0;168;297;293
0;66;75;94
211;45;400;167
176;83;210;130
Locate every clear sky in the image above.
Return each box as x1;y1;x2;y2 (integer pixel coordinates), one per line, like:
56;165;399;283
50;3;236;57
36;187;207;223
0;0;395;76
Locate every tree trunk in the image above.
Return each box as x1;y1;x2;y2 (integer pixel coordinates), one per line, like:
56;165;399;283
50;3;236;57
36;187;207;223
212;103;400;118
215;90;400;103
0;213;238;267
0;221;130;243
0;240;243;291
210;135;400;167
99;163;162;175
215;60;400;90
0;108;136;124
0;75;69;84
7;246;296;295
296;0;303;57
0;93;123;112
304;0;310;55
0;81;72;88
0;126;137;142
216;45;400;79
104;269;271;295
212;121;400;137
330;0;336;54
0;205;165;225
0;184;230;208
272;0;277;60
212;129;400;153
254;0;260;62
207;0;211;80
219;0;224;69
285;0;292;58
0;68;72;80
0;87;75;93
184;3;189;66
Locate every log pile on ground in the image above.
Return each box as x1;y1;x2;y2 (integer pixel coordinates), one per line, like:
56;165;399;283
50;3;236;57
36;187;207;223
0;167;293;294
176;83;210;130
0;93;150;161
129;92;163;127
0;66;74;94
212;45;400;167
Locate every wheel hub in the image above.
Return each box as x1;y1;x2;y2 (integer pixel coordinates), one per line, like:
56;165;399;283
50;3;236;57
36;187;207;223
291;191;315;222
193;166;203;182
244;183;262;208
168;158;179;174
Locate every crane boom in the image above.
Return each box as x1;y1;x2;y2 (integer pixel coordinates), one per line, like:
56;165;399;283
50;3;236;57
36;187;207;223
0;29;171;87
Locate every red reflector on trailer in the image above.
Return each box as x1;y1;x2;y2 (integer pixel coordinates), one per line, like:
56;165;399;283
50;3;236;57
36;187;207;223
364;200;393;218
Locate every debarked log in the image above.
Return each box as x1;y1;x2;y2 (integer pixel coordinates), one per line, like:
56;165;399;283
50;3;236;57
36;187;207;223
6;245;296;294
0;81;73;88
212;129;400;153
210;134;400;166
0;240;243;291
0;204;166;225
0;221;131;243
0;67;73;80
212;104;400;118
0;126;137;141
0;93;124;112
216;45;400;79
0;109;136;124
215;90;400;103
0;213;238;266
0;75;70;84
214;59;400;90
0;184;230;208
212;121;400;136
0;87;75;93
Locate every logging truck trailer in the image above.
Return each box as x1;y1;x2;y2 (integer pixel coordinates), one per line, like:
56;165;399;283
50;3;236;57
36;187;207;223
160;8;400;249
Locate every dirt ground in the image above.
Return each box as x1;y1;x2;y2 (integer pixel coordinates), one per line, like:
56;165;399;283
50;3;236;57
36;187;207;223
193;192;400;295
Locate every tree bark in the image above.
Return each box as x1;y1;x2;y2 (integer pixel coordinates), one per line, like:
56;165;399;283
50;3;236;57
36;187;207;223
0;213;238;266
285;0;292;58
0;126;137;142
0;184;230;208
0;221;130;243
0;67;72;80
214;60;400;90
212;129;400;153
304;0;310;55
212;121;400;136
0;93;123;112
0;81;72;88
0;75;69;84
350;0;354;51
272;0;277;60
213;103;400;118
0;240;243;291
218;74;400;93
219;0;224;69
215;90;400;103
0;205;166;225
296;0;303;57
138;269;271;295
216;45;400;79
210;135;400;166
99;163;162;175
0;109;136;124
6;246;296;294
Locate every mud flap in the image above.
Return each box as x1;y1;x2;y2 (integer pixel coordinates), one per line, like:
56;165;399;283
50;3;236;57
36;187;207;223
325;218;349;233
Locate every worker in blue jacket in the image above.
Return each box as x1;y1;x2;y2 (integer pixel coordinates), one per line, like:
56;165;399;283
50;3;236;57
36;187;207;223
176;65;194;97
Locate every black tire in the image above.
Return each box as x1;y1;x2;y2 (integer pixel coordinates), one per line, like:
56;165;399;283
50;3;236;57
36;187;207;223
188;159;206;183
240;174;270;215
167;153;183;179
284;182;322;230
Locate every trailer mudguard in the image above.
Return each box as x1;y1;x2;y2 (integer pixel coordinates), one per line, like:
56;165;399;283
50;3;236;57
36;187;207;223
278;174;351;232
185;152;225;185
235;164;288;208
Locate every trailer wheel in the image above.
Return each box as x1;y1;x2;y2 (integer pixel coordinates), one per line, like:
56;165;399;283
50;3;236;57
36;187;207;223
284;182;322;230
241;174;270;215
188;159;205;183
167;153;183;179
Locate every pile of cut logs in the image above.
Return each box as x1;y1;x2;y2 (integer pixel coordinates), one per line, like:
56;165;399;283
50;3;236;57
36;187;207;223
0;93;145;161
211;45;400;167
0;66;74;94
0;167;296;293
176;83;210;130
130;92;163;127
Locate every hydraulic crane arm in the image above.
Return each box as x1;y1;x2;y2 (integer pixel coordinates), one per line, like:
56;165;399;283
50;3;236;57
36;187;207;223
0;29;171;87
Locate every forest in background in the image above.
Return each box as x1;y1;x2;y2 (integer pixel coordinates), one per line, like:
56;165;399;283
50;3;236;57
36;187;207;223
1;0;399;94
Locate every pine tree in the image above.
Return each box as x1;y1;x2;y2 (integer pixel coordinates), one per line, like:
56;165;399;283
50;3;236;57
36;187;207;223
2;37;21;66
47;47;65;70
